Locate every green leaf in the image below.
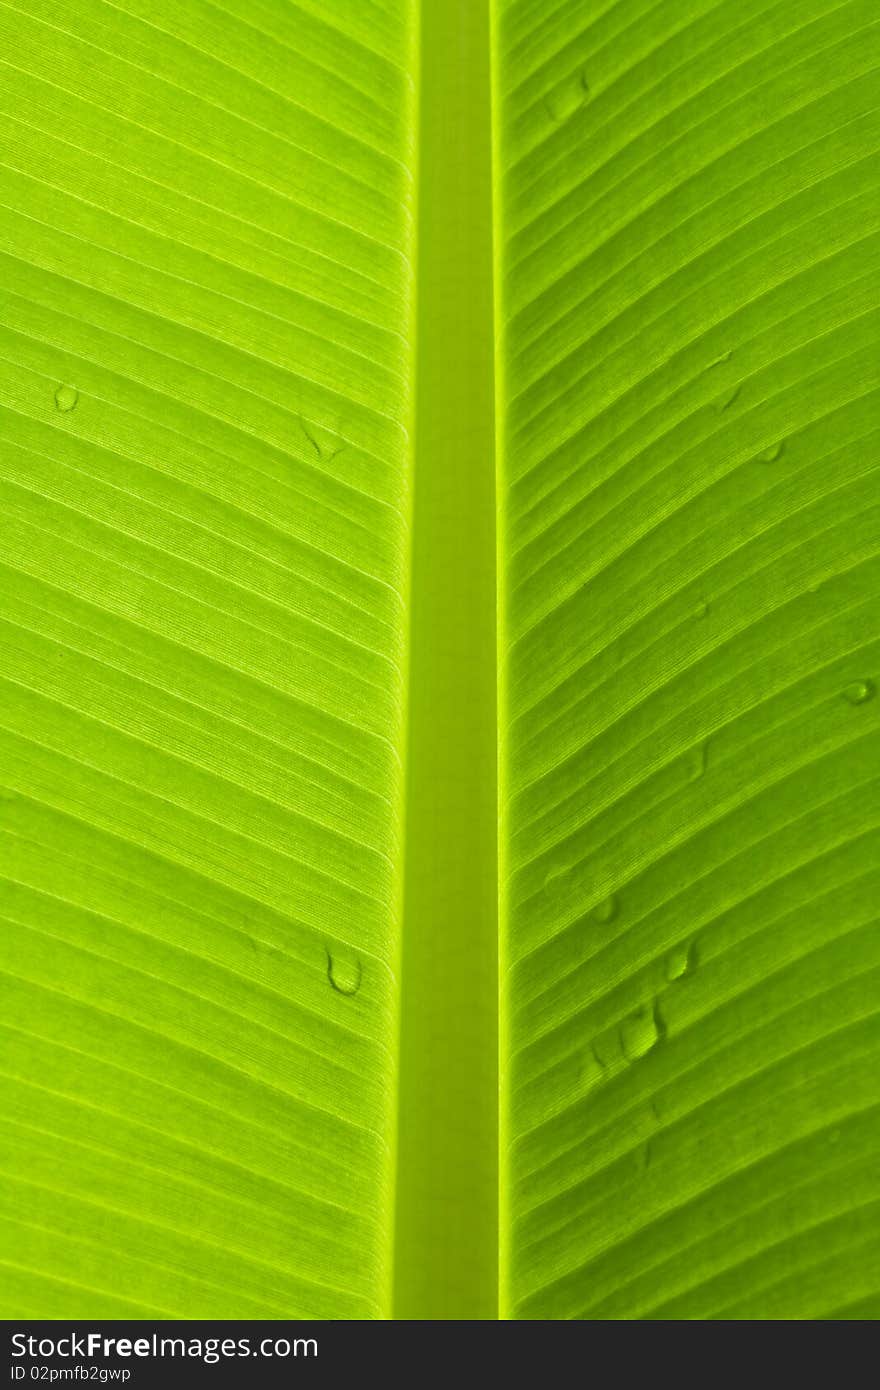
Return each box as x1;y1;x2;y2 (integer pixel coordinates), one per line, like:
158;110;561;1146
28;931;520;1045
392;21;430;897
495;0;880;1320
2;0;879;1323
0;0;416;1319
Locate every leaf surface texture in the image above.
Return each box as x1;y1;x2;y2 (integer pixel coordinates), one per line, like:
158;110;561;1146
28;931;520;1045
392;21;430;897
0;0;416;1319
494;0;880;1319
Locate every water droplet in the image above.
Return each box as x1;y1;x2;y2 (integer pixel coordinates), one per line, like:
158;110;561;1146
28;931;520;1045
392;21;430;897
843;679;875;706
54;384;78;413
712;384;741;414
708;349;732;368
591;1031;617;1072
665;940;696;982
543;863;571;898
688;741;708;780
580;1046;606;1089
693;596;710;620
326;948;361;996
545;69;590;122
300;417;344;460
759;440;784;463
621;1006;660;1061
300;419;320;455
591;894;618;923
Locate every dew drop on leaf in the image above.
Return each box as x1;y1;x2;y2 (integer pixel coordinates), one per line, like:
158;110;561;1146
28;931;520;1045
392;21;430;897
688;741;708;780
579;1047;606;1090
54;384;78;413
591;894;618;923
300;416;344;460
712;383;741;414
665;941;695;982
591;1031;616;1072
843;679;875;706
545;69;590;122
327;948;362;996
759;440;784;463
621;1007;660;1061
543;863;571;898
693;596;710;620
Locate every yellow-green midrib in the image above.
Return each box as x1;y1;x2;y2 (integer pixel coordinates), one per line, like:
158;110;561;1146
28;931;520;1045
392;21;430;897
393;0;499;1321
